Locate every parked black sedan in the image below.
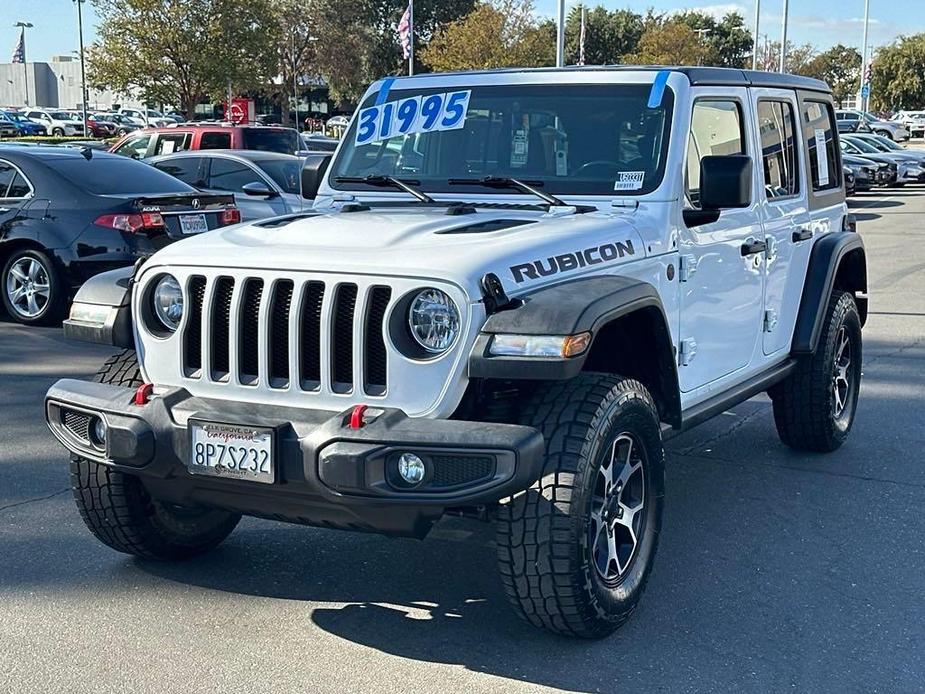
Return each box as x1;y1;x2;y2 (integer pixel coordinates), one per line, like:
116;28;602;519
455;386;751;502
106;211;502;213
0;147;240;325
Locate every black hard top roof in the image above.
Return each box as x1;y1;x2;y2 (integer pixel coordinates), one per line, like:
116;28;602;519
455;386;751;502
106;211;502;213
401;65;832;94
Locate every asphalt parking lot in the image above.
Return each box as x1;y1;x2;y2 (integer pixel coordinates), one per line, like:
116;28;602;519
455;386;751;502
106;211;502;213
1;187;923;694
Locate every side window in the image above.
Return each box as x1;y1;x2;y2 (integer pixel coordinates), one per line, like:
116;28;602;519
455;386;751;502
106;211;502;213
685;100;745;208
757;100;799;199
153;158;205;187
0;163;16;197
152;133;190;155
200;132;232;149
114;134;151;159
206;158;261;192
7;173;32;198
804;101;840;192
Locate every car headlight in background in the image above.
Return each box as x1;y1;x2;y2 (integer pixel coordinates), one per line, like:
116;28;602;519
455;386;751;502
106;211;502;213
151;274;184;332
407;288;460;354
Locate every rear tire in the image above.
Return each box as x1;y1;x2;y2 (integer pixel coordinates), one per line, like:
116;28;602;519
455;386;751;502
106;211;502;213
495;374;665;638
771;291;862;452
71;350;241;560
2;248;67;326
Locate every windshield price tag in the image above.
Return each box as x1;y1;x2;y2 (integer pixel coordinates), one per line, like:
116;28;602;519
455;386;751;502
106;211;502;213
355;90;471;146
614;171;645;191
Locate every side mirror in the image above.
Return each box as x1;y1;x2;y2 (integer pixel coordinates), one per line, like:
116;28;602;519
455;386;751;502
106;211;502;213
241;181;278;198
684;155;752;227
301;153;332;199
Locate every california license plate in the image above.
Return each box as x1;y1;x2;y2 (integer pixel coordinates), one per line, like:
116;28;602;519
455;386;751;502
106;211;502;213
188;421;274;484
179;213;209;234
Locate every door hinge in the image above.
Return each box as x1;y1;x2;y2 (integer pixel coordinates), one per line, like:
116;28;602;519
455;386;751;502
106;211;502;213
764;309;779;333
765;235;778;262
678;338;697;366
679;255;698;282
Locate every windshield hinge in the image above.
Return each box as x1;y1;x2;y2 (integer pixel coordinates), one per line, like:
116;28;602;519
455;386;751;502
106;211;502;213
610;199;639;211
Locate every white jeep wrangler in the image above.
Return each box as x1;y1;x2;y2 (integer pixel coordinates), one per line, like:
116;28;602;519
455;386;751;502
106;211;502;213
46;67;866;638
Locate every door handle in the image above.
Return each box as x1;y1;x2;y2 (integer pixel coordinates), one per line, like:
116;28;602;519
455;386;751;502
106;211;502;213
740;239;768;256
792;228;813;242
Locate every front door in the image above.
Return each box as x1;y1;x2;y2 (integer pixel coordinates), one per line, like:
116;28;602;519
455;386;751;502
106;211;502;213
751;89;812;355
677;91;765;392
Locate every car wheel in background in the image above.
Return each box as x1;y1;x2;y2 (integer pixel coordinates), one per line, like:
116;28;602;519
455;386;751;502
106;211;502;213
51;127;64;136
874;129;894;140
1;248;67;326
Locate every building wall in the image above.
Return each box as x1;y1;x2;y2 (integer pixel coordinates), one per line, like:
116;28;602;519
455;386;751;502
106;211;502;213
0;58;142;110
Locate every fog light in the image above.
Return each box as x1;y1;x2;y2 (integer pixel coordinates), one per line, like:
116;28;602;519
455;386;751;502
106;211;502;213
397;453;426;485
90;417;107;449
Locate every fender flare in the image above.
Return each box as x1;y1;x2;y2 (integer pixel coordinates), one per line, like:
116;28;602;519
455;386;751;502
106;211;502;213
63;265;135;347
791;232;867;355
469;275;681;425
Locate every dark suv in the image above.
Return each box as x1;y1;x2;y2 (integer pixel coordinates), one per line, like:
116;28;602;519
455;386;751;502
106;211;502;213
109;123;302;159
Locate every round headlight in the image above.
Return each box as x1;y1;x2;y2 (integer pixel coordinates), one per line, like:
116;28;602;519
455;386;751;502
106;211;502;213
152;274;184;332
407;288;460;354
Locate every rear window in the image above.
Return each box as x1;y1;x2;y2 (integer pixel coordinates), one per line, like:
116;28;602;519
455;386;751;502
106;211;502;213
804;101;840;192
47;156;197;195
242;128;300;154
200;131;232;149
255;159;301;194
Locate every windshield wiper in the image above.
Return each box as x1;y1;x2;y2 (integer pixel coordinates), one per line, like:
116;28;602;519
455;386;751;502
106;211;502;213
333;175;434;203
447;176;567;207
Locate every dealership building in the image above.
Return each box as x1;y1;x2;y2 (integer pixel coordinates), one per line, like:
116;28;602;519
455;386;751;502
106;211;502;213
0;55;142;110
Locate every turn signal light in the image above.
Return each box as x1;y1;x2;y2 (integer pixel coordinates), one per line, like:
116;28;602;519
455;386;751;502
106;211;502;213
221;207;241;225
95;212;165;233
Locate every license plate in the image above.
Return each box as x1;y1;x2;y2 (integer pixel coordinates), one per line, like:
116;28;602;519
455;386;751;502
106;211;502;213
188;421;274;484
179;213;209;235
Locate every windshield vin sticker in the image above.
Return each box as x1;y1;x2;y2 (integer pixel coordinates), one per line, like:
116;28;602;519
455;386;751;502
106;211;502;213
614;171;645;191
355;90;471;146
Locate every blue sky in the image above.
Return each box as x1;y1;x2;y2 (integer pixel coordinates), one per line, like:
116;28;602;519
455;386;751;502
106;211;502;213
5;0;925;64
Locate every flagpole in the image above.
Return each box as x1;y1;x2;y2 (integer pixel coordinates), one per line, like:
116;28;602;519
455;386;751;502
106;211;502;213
408;0;414;76
14;22;33;106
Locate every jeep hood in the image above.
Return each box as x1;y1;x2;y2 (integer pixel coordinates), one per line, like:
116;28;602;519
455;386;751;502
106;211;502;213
146;206;648;299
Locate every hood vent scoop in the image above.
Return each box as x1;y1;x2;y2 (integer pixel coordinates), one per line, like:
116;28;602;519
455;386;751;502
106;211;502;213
254;213;319;229
437;219;535;235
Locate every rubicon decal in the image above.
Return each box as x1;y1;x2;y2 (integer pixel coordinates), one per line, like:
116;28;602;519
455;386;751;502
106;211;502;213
509;240;636;283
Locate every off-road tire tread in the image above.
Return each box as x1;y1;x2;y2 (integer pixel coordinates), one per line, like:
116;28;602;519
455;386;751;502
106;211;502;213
495;373;662;638
71;350;239;560
772;291;860;452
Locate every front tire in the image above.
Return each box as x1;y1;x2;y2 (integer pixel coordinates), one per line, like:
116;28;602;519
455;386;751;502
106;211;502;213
71;350;241;560
495;374;665;638
2;248;67;325
771;291;862;452
52;127;64;137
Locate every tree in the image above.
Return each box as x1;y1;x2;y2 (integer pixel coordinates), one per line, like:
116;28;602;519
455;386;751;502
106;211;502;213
673;10;752;67
270;0;322;125
629;20;706;65
420;0;554;72
563;7;644;65
804;44;862;104
755;41;816;76
88;0;279;118
870;34;925;111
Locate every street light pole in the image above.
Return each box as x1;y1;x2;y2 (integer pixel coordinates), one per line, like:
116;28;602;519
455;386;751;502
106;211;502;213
291;33;299;131
751;0;760;70
779;0;789;73
859;0;871;110
14;22;33;107
73;0;88;130
555;0;565;67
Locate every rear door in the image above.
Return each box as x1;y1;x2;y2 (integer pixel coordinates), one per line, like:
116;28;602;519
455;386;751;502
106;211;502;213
750;89;812;356
203;156;288;220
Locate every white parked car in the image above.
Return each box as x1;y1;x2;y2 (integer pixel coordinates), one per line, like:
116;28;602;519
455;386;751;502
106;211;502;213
891;110;925;138
117;108;174;128
46;66;867;639
23;108;85;136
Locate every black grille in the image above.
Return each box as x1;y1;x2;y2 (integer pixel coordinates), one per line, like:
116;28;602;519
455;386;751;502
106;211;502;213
239;279;263;384
331;284;358;392
269;280;294;387
429;455;495;488
62;410;92;443
210;277;234;379
364;287;391;395
299;281;325;388
183;276;206;375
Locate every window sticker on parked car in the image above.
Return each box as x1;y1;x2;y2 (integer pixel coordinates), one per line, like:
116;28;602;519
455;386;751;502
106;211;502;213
814;129;829;186
614;171;645;191
355;90;472;146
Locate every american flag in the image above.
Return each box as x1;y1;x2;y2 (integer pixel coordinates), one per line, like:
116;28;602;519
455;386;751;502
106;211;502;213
11;29;25;64
398;2;412;59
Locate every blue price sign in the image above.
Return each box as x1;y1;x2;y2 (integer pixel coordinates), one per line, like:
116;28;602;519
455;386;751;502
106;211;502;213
354;90;471;146
861;84;871;99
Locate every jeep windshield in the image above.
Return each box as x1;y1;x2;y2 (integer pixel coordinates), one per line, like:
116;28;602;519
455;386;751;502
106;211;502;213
329;83;674;197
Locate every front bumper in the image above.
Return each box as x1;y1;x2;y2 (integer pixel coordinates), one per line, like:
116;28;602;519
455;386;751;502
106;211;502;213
45;379;545;538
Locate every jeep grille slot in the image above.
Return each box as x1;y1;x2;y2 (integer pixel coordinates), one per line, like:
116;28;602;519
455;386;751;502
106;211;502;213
238;279;264;385
299;281;325;389
364;286;391;396
210;277;234;381
269;280;294;388
331;283;358;393
183;276;206;376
